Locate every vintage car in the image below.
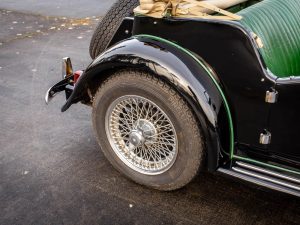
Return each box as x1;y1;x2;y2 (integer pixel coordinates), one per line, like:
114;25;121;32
46;0;300;197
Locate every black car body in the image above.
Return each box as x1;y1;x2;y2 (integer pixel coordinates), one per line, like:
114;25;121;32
46;0;300;196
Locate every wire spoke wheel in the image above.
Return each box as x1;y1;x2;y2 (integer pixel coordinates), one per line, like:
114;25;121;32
105;95;178;175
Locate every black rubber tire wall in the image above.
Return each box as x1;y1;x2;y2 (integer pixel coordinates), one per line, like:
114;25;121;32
89;0;139;59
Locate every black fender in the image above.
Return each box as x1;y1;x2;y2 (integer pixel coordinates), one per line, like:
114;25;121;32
63;36;232;171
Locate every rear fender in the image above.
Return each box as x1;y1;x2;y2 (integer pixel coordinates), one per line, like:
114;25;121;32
63;36;231;170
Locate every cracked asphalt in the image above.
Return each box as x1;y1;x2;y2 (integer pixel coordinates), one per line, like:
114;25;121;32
0;1;299;225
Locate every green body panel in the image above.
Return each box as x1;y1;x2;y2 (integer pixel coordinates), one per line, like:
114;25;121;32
238;0;300;78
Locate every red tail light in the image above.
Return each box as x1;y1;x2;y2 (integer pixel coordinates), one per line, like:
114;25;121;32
74;70;83;84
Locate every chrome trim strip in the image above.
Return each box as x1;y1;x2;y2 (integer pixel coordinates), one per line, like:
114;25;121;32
232;167;300;191
218;168;300;197
236;161;300;184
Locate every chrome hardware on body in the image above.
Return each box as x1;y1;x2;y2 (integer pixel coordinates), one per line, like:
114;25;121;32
259;130;271;145
265;89;278;103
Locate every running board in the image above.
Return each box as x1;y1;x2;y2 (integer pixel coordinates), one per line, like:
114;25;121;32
218;161;300;197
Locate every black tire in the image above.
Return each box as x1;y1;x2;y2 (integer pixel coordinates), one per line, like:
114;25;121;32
92;70;205;191
89;0;139;59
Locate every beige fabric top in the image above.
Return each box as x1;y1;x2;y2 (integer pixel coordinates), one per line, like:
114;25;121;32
134;0;246;20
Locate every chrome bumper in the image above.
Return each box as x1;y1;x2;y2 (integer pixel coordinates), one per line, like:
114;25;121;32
45;76;74;104
45;57;75;104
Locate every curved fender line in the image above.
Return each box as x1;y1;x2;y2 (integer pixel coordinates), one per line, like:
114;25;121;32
134;34;235;159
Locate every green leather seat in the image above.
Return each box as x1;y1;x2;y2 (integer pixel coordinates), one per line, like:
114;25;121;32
238;0;300;78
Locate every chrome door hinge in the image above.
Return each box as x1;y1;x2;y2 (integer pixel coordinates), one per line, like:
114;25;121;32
265;88;278;103
260;130;271;145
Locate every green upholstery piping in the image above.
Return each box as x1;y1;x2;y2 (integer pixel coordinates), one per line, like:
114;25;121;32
238;0;300;78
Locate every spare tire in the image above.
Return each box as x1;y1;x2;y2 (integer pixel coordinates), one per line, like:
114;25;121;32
89;0;140;59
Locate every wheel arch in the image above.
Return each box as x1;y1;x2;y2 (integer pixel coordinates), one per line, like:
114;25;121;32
63;36;233;170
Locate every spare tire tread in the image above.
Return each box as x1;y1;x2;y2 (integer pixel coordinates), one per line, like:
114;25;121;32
89;0;139;59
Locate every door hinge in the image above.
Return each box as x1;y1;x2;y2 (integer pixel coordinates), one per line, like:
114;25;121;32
265;88;278;103
259;130;271;145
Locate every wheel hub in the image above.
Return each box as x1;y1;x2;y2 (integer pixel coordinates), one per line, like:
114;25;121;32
129;119;157;147
105;95;178;175
129;130;144;147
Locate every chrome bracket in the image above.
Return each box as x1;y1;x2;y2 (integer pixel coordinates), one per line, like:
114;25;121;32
265;88;278;103
259;130;271;145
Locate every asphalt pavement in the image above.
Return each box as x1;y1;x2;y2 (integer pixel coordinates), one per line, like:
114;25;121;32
0;1;300;225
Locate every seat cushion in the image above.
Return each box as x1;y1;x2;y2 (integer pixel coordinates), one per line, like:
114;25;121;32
238;0;300;78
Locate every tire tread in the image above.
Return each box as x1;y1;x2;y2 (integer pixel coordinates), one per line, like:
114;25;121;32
89;0;139;59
